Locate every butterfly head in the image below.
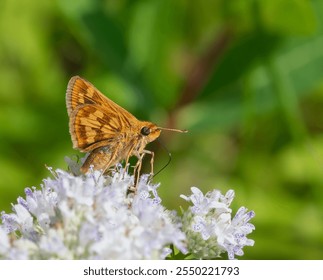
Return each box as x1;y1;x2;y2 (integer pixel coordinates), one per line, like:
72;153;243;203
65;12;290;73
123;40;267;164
139;121;188;144
139;122;161;143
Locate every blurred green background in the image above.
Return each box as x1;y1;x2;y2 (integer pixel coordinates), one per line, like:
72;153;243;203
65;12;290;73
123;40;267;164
1;0;323;259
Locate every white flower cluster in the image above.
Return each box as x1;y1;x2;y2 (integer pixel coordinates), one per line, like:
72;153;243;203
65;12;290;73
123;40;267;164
0;167;186;259
0;162;255;260
181;187;255;259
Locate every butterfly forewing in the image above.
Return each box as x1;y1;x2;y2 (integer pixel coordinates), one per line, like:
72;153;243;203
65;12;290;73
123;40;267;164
66;76;136;120
66;76;138;152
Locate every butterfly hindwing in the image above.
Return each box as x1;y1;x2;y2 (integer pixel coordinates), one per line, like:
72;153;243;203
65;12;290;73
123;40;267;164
70;104;126;152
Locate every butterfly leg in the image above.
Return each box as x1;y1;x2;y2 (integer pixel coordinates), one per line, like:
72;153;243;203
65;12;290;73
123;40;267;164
142;149;155;178
129;152;146;193
101;151;119;175
132;150;154;190
123;154;132;179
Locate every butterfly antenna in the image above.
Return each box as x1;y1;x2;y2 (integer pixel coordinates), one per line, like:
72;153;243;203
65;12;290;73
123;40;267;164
158;127;188;133
153;139;172;178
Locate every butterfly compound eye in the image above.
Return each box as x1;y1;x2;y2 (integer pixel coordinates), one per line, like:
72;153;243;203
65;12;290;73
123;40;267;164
140;126;151;136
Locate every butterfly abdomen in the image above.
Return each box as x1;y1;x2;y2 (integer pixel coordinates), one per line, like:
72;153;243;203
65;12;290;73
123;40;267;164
81;146;117;173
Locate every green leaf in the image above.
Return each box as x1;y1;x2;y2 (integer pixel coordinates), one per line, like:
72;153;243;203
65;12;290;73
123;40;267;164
259;0;317;35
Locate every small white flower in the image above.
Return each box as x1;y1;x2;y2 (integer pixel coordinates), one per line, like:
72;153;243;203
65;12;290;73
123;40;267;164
181;188;255;260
